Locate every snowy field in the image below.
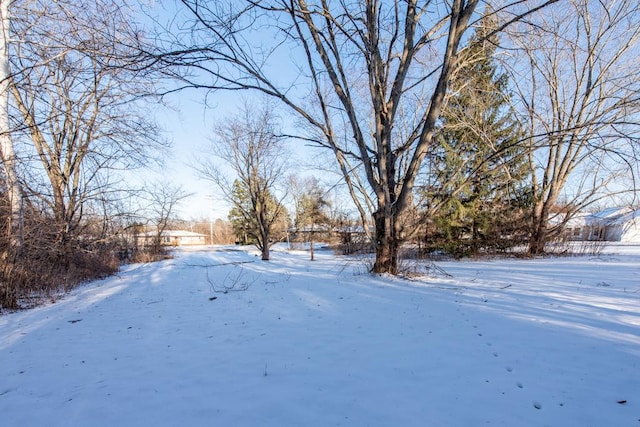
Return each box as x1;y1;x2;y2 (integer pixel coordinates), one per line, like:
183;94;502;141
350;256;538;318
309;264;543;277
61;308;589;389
1;245;639;426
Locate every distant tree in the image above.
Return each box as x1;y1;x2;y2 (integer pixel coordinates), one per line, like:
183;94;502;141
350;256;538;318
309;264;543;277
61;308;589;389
212;219;235;245
198;101;289;260
143;181;190;255
228;179;258;246
424;13;528;256
227;179;288;252
290;176;330;260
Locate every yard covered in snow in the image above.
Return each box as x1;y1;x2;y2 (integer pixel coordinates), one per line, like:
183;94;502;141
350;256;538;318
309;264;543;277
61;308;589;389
1;245;639;426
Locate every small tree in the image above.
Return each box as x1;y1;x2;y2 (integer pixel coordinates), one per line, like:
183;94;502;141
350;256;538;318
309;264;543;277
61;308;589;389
228;179;288;249
143;181;190;256
198;101;289;261
291;176;330;260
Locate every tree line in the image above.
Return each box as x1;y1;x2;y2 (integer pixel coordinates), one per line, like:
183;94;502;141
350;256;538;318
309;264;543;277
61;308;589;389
2;0;640;308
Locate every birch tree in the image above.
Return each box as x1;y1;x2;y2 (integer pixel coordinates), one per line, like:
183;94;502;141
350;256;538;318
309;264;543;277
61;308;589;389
0;0;21;247
158;0;558;273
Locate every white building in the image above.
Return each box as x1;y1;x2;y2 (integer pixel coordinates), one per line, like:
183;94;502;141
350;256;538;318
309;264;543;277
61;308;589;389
585;207;640;242
137;230;207;246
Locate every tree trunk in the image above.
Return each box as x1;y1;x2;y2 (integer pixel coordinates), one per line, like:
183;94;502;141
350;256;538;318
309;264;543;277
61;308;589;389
528;227;546;255
372;208;399;274
258;201;270;261
528;201;551;255
0;0;21;247
471;217;480;256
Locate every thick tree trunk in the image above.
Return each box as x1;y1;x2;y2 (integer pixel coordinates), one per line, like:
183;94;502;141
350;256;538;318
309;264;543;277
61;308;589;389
372;209;399;274
528;201;551;255
528;225;547;255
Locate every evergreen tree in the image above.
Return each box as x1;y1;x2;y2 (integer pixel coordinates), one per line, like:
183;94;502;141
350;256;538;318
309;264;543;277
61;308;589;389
228;179;288;250
228;180;253;245
293;178;330;260
427;14;529;256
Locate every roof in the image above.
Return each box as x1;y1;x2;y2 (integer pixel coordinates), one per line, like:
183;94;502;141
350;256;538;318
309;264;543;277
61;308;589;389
546;211;586;227
586;207;640;226
590;207;628;219
291;223;332;233
137;230;206;238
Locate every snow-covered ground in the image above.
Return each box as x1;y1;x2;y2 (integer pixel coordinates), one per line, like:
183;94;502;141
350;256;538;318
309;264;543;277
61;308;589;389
1;245;639;426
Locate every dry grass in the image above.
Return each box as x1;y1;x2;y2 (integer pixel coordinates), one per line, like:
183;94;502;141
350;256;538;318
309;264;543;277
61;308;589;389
1;242;120;311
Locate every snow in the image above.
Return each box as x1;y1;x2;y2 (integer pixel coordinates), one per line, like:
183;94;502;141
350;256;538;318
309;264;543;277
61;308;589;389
1;245;639;426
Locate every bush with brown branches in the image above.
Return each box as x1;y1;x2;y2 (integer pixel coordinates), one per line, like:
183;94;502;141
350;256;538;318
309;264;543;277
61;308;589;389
1;203;120;311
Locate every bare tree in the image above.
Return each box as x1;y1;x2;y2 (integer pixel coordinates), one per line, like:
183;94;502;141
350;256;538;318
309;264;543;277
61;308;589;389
156;0;558;273
142;181;191;254
8;0;167;256
506;0;640;254
197;100;289;261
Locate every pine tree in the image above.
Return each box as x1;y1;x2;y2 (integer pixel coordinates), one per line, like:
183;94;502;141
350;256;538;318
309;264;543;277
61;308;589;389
228;179;288;252
293;178;330;260
428;14;529;256
228;180;253;245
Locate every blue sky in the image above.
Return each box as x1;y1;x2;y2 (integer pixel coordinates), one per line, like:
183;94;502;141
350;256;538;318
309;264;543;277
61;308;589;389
138;2;304;221
152;91;237;220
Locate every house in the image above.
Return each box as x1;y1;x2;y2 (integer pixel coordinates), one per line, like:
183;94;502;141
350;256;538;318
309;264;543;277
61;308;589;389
136;230;207;246
564;215;588;241
585;207;640;242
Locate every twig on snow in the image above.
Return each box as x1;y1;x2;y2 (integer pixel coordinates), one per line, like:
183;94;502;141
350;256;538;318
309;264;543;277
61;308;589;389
206;265;257;294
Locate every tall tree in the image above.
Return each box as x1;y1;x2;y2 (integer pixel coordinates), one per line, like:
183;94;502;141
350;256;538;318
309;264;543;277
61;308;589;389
0;0;21;247
197;101;289;261
9;0;166;256
507;0;640;254
157;0;558;274
426;13;528;256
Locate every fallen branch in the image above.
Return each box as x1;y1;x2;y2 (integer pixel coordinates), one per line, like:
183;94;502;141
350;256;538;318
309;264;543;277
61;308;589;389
206;265;257;294
185;261;255;268
427;262;453;278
